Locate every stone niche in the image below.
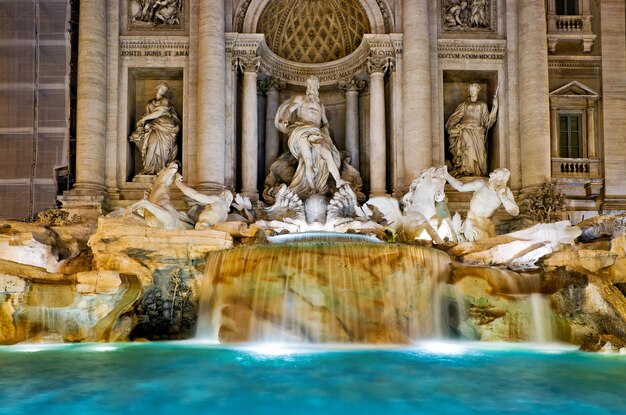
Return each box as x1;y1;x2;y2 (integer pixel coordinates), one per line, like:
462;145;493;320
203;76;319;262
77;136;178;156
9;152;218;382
443;70;500;175
127;67;183;180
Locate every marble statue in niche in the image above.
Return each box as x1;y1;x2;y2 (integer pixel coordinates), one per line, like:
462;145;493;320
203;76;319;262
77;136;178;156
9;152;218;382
444;167;519;241
274;76;349;198
129;82;181;175
130;0;182;27
443;0;491;30
446;82;498;177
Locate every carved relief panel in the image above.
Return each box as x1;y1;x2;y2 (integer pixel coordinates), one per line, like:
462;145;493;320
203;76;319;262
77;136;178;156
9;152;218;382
125;0;187;32
441;0;496;33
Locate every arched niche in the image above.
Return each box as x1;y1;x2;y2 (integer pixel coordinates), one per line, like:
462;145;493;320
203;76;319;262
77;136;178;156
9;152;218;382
235;0;392;35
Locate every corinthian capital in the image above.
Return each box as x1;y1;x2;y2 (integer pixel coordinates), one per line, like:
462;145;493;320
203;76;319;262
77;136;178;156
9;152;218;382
338;77;367;93
259;76;286;92
237;56;261;73
366;57;394;74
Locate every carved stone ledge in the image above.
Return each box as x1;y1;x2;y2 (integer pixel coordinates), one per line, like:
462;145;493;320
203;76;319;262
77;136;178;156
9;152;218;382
437;39;506;60
548;55;601;71
119;36;189;58
227;33;401;86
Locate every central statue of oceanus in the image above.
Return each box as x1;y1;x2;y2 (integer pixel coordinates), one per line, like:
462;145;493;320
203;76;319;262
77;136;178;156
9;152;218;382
274;76;349;198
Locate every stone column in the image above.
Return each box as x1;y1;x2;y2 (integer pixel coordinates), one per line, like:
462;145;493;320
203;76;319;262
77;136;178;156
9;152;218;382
518;0;551;190
260;77;285;173
339;78;366;169
196;0;226;193
402;0;432;182
239;57;261;201
600;0;626;210
586;99;596;158
73;0;107;193
367;57;392;196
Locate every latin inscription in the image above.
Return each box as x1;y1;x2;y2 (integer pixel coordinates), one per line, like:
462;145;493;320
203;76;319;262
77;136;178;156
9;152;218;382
121;49;189;58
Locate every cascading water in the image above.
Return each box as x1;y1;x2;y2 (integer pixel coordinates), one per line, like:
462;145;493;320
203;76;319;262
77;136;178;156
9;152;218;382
196;239;451;344
444;265;556;342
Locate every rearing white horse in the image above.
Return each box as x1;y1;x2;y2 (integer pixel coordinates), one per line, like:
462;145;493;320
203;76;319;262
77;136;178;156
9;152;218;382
366;166;451;243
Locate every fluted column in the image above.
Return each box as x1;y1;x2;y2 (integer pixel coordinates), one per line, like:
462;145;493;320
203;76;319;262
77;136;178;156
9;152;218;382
367;57;392;196
260;77;285;172
239;57;261;201
518;0;551;190
196;0;225;193
339;78;366;169
600;0;626;208
74;0;107;193
402;0;432;181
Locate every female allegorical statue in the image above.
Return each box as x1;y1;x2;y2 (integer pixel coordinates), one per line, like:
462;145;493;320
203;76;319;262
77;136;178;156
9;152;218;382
446;82;498;177
129;82;181;175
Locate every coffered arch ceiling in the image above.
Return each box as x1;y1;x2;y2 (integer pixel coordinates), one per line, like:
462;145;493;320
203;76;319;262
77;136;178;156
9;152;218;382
234;0;394;62
257;0;370;63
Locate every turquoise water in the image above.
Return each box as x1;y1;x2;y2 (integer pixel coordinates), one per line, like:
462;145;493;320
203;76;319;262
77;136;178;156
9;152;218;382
1;342;625;415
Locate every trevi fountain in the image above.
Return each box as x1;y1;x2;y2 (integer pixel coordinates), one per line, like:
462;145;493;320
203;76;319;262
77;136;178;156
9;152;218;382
1;0;626;414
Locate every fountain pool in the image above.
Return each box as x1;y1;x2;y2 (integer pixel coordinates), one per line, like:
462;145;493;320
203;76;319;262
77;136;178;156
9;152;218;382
1;341;625;415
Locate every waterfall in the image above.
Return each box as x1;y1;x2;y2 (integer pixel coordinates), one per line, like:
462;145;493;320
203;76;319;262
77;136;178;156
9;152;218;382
529;293;554;343
196;240;451;344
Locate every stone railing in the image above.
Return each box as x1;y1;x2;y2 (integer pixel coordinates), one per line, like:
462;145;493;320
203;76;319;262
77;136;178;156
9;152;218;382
553;15;584;32
547;14;595;53
551;157;600;178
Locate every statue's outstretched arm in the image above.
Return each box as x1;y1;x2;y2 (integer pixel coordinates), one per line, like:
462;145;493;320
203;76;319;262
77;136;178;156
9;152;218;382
174;175;222;205
444;171;484;192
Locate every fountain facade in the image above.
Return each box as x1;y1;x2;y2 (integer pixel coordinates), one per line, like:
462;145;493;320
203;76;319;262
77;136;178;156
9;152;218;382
0;0;625;353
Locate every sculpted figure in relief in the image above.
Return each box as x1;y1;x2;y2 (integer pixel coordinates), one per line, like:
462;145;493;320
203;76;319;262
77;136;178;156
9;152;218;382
445;168;519;241
446;82;498;177
274;76;348;198
131;0;181;26
444;1;468;27
130;82;181;175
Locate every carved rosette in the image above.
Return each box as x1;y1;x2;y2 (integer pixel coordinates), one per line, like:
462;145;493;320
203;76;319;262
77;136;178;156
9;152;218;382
237;56;261;73
338;78;367;93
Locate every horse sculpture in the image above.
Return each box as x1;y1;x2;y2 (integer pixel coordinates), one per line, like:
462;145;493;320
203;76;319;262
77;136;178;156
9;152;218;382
366;166;452;244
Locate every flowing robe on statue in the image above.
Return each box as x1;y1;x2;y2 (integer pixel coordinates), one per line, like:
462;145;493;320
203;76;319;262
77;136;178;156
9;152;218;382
446;99;496;177
130;98;180;175
275;98;342;197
